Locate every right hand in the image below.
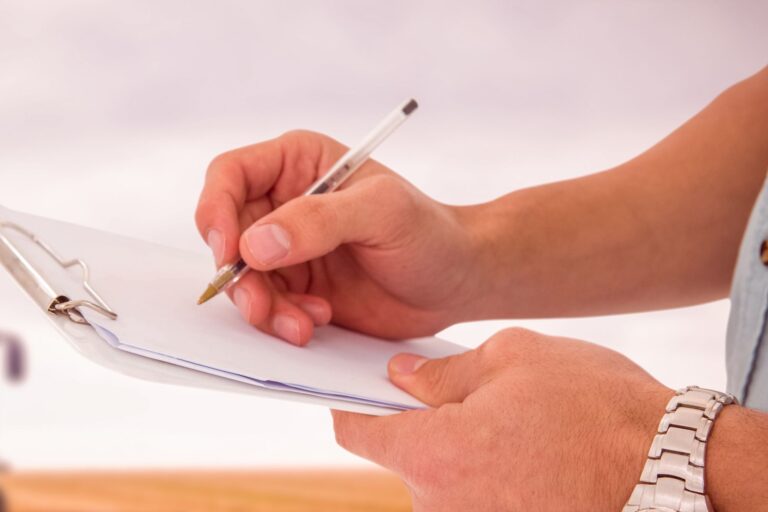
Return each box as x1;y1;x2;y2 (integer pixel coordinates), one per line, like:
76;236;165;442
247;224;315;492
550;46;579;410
195;130;483;346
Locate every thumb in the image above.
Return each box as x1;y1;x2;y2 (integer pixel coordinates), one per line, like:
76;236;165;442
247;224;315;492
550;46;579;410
388;350;487;407
238;174;413;270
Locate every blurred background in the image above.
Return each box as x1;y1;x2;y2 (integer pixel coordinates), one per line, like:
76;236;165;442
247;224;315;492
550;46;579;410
0;0;766;477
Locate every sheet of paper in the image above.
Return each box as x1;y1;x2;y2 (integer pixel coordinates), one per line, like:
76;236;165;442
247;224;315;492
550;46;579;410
1;206;467;410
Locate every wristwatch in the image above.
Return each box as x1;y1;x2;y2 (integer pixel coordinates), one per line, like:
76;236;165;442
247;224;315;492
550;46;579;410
622;386;736;512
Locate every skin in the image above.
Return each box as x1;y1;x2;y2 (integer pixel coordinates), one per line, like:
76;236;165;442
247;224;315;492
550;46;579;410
195;132;480;344
336;330;674;511
196;66;768;510
335;330;768;511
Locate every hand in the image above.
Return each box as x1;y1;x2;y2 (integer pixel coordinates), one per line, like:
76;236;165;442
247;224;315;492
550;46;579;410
332;328;674;511
195;131;482;345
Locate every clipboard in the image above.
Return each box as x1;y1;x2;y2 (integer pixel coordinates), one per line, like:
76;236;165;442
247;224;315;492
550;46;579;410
0;205;465;415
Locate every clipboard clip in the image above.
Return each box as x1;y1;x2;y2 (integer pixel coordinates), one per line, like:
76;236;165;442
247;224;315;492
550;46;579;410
0;221;118;325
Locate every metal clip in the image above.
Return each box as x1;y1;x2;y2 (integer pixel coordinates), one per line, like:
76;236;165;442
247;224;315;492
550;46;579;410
0;220;118;325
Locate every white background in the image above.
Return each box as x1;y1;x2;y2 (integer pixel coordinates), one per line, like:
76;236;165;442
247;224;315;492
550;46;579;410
0;1;766;469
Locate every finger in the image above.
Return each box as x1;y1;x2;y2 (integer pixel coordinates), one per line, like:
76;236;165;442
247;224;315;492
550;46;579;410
390;328;555;406
195;138;284;266
261;291;315;346
331;409;430;473
239;174;414;271
284;292;332;326
195;131;353;267
229;272;316;346
228;271;274;326
387;349;491;407
265;130;385;206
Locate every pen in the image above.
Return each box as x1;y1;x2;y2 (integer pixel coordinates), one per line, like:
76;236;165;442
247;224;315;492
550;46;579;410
197;97;419;305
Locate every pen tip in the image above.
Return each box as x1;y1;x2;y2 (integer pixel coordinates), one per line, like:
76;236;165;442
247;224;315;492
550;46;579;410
402;98;418;115
197;285;218;305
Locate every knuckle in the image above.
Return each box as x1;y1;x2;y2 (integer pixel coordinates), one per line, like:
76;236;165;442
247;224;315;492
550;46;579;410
296;197;339;238
478;327;544;362
497;327;542;347
276;129;307;148
368;172;400;189
499;326;537;339
360;175;424;237
368;174;409;205
478;332;509;357
277;129;327;155
279;129;344;147
279;128;314;141
206;152;235;178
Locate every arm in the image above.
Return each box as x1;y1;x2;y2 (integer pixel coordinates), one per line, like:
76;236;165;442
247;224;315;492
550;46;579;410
195;68;768;343
465;66;768;318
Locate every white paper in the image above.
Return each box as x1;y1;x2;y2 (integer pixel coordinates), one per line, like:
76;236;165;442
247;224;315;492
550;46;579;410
1;206;467;411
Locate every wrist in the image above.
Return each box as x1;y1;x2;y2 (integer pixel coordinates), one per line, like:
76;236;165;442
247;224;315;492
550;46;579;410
706;404;768;511
612;386;677;509
453;191;536;320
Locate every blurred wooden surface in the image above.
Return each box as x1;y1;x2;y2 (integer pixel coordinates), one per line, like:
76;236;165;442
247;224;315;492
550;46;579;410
0;470;411;512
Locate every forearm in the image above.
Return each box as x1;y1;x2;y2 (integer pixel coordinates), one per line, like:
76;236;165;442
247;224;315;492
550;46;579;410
707;405;768;510
462;66;768;319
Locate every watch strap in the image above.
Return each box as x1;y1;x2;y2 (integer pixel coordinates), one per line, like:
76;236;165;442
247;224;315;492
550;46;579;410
622;386;736;512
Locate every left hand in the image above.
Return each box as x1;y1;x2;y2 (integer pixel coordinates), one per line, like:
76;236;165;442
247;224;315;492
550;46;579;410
332;328;674;511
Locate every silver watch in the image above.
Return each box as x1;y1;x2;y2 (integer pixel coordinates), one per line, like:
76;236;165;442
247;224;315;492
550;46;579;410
622;386;736;512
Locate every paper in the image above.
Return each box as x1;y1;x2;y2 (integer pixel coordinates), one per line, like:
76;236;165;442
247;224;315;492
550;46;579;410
1;206;466;411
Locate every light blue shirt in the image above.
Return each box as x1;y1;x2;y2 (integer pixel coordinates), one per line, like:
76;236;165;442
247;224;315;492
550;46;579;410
726;173;768;411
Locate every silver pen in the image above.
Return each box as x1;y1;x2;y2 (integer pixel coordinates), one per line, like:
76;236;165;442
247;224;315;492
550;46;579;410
197;98;419;305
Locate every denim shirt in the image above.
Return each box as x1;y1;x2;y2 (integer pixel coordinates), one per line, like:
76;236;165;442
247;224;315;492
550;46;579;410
726;173;768;412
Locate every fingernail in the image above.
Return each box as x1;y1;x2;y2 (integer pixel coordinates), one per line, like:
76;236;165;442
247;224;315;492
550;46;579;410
207;229;225;266
391;354;428;375
234;288;250;321
246;224;291;265
299;302;329;325
274;314;300;344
